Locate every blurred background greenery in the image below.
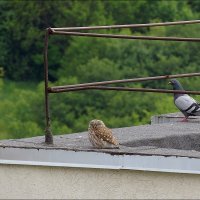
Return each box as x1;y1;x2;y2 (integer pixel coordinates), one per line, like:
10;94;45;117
0;0;200;139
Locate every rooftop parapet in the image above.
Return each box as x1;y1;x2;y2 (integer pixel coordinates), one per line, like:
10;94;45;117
0;116;200;174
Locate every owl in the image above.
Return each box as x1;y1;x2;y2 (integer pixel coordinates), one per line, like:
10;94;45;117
88;119;119;149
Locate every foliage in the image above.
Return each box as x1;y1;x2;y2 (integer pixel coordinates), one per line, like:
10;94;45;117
0;0;200;139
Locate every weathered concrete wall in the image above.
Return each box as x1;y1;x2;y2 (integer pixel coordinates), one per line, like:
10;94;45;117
0;164;200;199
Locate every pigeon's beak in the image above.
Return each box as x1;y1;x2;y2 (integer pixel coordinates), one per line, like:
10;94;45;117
168;81;172;85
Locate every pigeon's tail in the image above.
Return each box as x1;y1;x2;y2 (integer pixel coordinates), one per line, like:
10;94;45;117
190;105;200;116
193;111;200;116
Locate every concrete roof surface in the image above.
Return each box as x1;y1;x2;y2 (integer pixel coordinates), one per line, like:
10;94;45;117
1;121;200;158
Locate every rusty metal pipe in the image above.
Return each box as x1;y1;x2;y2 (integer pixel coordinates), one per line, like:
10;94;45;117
51;30;200;42
44;29;53;144
50;73;200;90
48;86;200;95
51;20;200;31
44;21;200;139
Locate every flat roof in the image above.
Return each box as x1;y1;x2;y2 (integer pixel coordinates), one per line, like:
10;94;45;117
0;113;200;174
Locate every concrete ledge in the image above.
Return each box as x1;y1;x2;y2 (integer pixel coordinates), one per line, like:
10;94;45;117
151;112;200;124
1;148;200;175
0;121;200;174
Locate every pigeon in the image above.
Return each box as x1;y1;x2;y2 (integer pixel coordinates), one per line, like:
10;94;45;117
168;79;200;122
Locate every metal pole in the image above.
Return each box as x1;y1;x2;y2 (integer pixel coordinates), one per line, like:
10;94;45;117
51;30;200;42
50;72;200;90
44;29;53;144
52;20;200;31
48;85;200;95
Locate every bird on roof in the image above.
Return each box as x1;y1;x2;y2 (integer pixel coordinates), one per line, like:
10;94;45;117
168;79;200;122
88;119;119;149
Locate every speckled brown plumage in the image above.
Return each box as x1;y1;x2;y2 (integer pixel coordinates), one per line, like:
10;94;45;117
88;119;119;149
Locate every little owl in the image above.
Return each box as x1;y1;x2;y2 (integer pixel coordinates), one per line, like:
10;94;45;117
88;119;119;149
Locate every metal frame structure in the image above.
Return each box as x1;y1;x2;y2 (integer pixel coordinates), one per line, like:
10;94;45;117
44;20;200;144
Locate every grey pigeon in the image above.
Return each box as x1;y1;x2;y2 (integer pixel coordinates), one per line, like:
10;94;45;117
169;79;200;121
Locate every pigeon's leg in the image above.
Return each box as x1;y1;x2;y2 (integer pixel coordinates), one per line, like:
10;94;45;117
179;116;188;122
